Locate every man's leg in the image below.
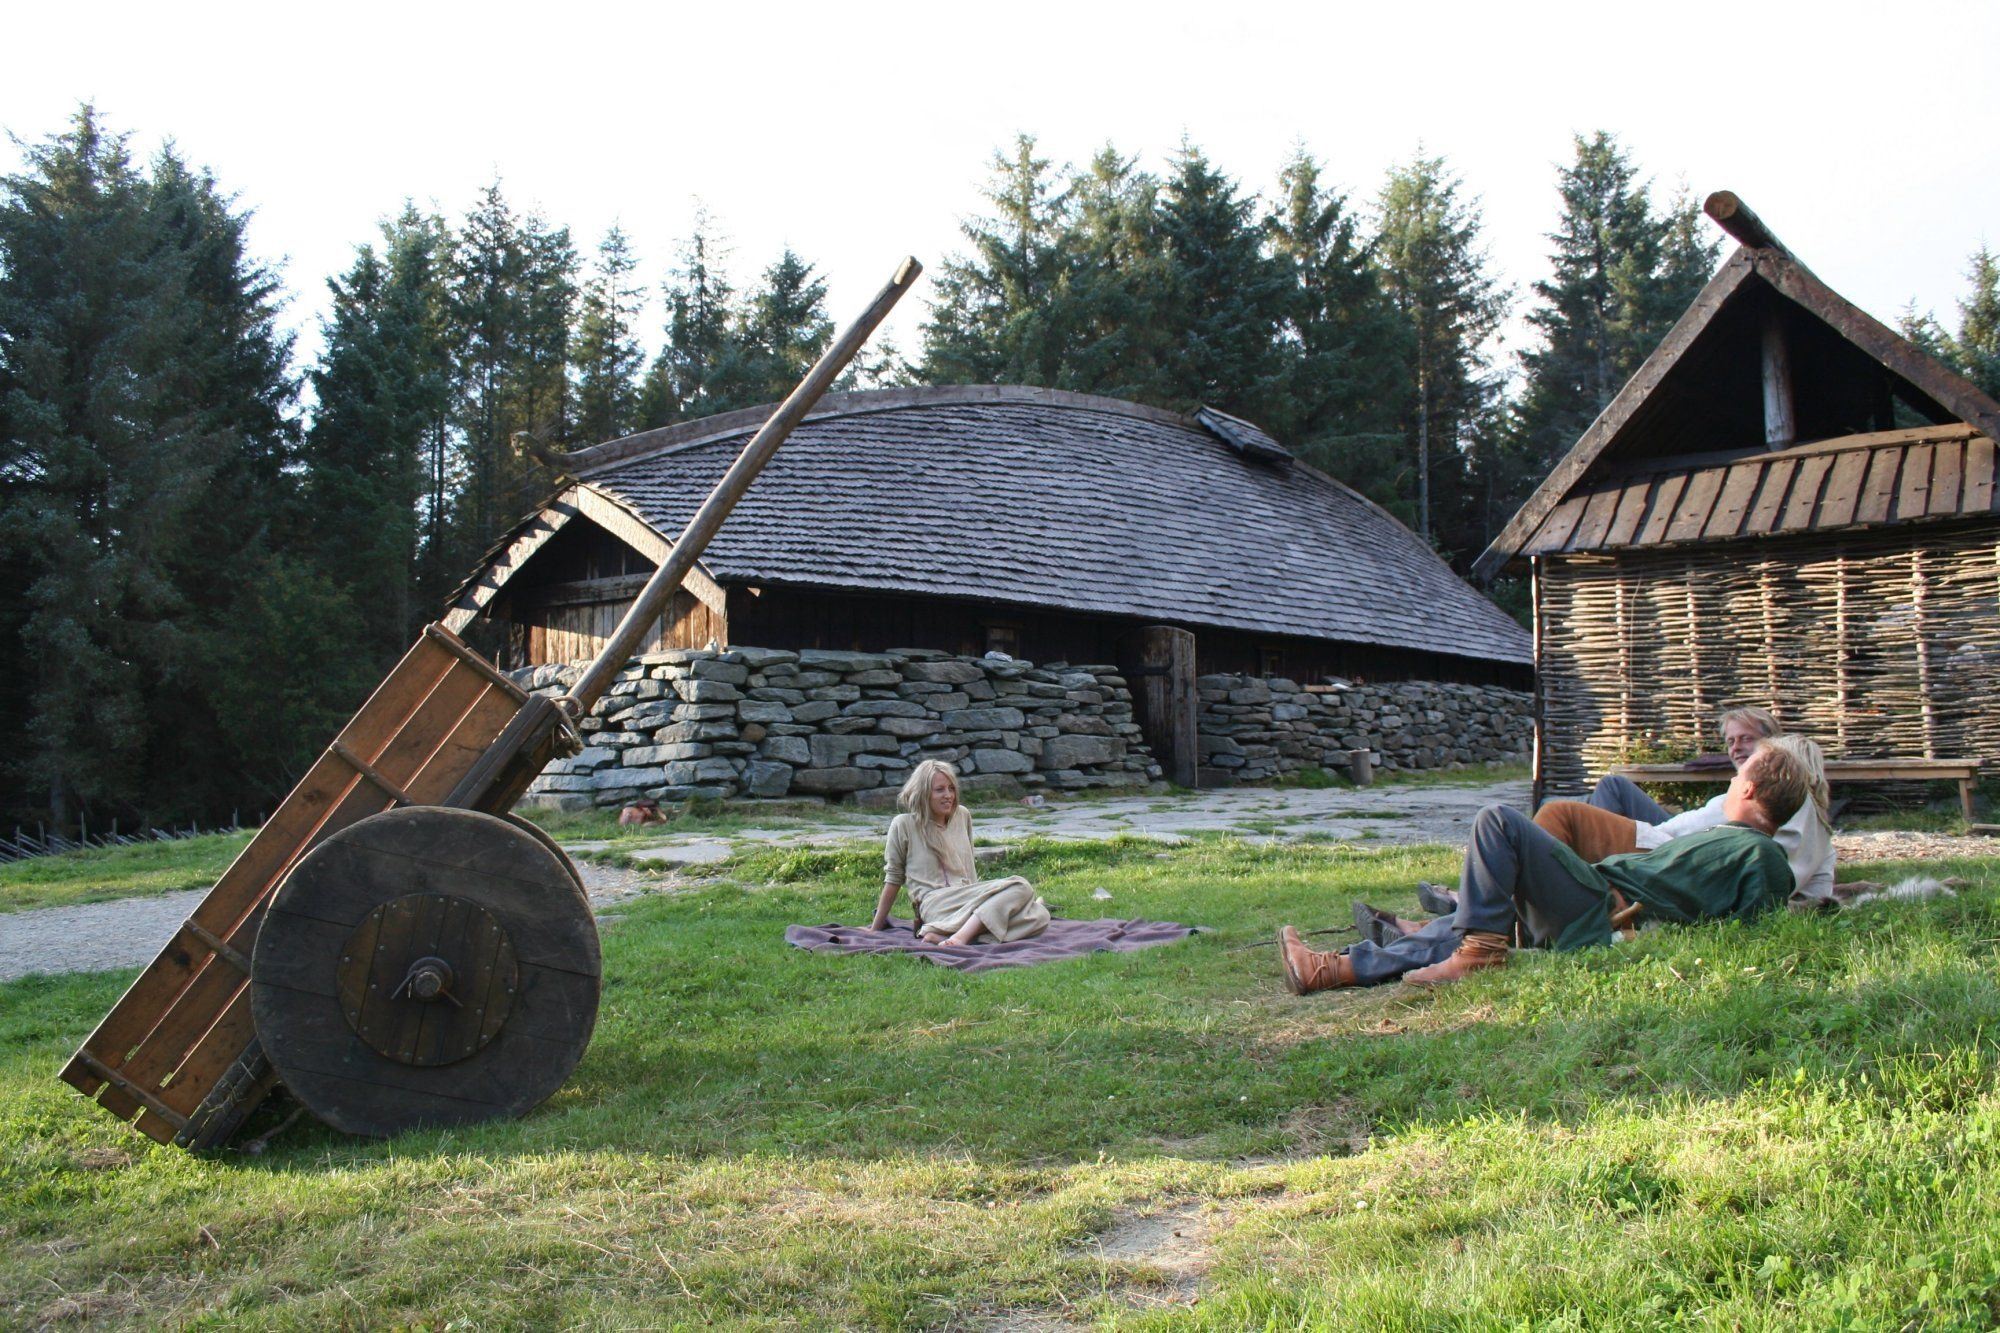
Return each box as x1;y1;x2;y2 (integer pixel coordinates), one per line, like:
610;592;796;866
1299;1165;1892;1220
1534;801;1640;863
1586;774;1671;824
1281;917;1457;993
1405;805;1606;985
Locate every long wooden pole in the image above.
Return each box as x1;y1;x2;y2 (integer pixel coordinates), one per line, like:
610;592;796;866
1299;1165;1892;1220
560;257;922;717
1703;191;1788;254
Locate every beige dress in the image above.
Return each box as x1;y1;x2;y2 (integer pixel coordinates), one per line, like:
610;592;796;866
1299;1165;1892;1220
884;808;1050;942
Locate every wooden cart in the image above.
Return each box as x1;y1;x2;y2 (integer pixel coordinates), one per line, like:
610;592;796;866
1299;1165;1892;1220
61;258;921;1148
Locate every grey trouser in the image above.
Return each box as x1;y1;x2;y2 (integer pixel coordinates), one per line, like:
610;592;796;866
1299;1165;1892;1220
1588;773;1672;824
1342;805;1605;985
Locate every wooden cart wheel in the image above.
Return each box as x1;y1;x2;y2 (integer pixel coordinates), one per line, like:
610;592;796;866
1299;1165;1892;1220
501;812;590;905
251;806;600;1138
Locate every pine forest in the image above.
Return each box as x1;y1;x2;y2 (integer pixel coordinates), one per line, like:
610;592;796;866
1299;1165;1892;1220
4;108;1997;830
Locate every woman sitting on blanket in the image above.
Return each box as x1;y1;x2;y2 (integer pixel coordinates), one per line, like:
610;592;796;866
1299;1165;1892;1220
870;760;1051;945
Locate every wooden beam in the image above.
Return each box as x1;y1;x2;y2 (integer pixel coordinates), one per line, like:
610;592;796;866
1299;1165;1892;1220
1754;251;2000;446
442;500;579;632
570;485;729;617
1762;307;1796;446
1596;422;1976;481
1703;191;1789;254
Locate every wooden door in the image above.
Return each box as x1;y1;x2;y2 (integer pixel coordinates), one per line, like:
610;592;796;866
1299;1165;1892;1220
1131;625;1198;787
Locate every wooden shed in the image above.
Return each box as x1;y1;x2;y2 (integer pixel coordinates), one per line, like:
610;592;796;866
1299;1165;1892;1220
446;385;1531;687
1473;196;2000;801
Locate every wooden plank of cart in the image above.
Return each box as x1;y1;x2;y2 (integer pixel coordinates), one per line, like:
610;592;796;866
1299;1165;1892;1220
1610;757;1982;823
60;258;922;1149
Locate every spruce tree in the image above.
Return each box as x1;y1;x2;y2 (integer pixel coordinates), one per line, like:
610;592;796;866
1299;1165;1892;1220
305;206;453;667
637;210;737;425
1056;146;1168;398
0;107;304;824
449;181;525;554
742;248;832;392
1264;148;1409;498
1151;141;1292;417
1374;151;1507;548
1950;246;2000;400
1505;141;1719;550
572;226;645;443
918;135;1073;386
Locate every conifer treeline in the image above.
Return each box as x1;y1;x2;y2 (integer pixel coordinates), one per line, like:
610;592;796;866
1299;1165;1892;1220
4;107;1998;828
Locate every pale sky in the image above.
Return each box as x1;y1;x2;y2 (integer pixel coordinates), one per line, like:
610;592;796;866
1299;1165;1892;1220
6;0;1997;401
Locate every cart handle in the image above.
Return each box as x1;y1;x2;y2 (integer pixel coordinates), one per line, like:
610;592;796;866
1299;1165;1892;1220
559;256;922;718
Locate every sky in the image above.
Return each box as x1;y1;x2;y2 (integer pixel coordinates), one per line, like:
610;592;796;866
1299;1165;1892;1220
5;0;1997;398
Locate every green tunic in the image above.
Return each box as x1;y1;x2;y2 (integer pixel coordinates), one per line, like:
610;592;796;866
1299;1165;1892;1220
1547;822;1793;952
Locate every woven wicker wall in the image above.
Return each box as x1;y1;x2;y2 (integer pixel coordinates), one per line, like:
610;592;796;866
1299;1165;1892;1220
1538;517;2000;795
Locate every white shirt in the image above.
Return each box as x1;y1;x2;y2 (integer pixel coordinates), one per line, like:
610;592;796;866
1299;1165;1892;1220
1634;794;1836;900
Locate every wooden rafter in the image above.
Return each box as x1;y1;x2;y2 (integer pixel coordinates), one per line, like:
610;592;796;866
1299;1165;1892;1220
441;485;728;634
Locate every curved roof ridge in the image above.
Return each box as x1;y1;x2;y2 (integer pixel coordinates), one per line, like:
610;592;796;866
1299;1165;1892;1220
568;384;1198;477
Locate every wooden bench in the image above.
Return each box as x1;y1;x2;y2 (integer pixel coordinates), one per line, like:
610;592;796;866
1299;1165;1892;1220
1610;757;1982;822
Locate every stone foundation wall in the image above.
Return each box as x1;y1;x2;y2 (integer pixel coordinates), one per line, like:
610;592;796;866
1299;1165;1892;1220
515;647;1160;809
1198;675;1533;784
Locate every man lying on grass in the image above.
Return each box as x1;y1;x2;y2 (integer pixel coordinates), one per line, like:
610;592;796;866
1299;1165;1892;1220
1278;738;1813;992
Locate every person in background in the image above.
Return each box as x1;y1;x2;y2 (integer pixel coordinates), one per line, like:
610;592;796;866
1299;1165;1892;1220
871;760;1050;946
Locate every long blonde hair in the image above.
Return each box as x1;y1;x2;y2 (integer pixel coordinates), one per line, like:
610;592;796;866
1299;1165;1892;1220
898;760;972;878
1764;733;1831;823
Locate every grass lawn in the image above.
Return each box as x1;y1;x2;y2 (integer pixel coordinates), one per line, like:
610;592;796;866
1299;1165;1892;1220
0;832;255;914
6;836;2000;1327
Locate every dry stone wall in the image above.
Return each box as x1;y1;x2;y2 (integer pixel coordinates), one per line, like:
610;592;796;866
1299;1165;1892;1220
1198;675;1533;784
514;647;1160;809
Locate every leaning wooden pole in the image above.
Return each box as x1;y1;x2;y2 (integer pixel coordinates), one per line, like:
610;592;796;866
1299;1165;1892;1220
564;256;923;717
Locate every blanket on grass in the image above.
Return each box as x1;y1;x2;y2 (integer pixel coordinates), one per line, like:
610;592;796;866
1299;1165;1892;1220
784;917;1197;973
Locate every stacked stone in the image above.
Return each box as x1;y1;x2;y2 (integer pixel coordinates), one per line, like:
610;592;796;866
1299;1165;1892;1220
514;648;1161;808
1197;674;1533;784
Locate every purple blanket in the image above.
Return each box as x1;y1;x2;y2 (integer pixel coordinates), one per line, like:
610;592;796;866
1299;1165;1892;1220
784;917;1198;972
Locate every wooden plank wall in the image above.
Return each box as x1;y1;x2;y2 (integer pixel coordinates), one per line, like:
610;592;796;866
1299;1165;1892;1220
1537;516;2000;795
521;590;721;665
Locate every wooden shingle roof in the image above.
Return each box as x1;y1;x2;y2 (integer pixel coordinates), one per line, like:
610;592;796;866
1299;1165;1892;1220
1474;222;2000;580
1520;423;1997;557
541;385;1529;666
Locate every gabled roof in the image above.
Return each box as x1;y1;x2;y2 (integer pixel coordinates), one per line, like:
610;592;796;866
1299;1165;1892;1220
1473;237;2000;580
453;385;1532;667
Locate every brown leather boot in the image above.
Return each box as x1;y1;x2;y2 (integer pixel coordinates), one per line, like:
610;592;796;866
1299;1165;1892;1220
1402;930;1511;987
1279;926;1356;994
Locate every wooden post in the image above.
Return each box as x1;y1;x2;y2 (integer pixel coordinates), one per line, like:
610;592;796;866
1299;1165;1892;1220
1134;626;1198;788
1913;548;1938;758
1703;191;1789;254
1531;557;1546;808
1835;554;1851;754
1347;749;1375;786
1762;308;1796;447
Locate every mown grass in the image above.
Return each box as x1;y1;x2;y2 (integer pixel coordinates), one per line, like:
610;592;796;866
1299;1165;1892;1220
6;835;2000;1327
0;831;254;914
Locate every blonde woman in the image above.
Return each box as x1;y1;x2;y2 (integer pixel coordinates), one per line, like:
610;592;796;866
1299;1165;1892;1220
870;760;1051;945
